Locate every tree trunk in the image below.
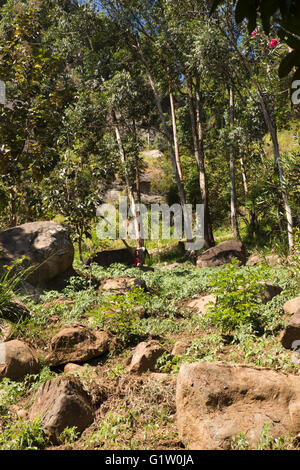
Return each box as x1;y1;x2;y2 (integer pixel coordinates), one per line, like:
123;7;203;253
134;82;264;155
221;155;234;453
112;111;144;256
229;85;240;240
255;88;294;251
187;76;214;248
169;86;183;182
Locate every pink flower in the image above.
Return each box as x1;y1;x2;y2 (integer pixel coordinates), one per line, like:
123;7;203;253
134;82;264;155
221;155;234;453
252;30;257;36
269;38;278;47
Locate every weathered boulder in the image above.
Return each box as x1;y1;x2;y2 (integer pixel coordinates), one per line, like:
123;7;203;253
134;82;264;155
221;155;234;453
259;282;282;303
64;363;98;380
280;312;300;350
85;248;135;267
0;221;74;288
176;362;300;450
127;340;165;374
29;376;94;441
171;341;191;356
98;276;147;295
186;295;216;315
0;340;40;381
196;240;246;268
45;325;112;366
283;297;300;316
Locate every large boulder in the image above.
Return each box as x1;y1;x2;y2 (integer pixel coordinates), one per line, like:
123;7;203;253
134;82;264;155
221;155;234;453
127;340;165;374
0;221;74;288
196;240;247;268
280;312;300;350
29;376;94;441
0;340;40;381
283;297;300;315
176;362;300;450
85;248;135;267
45;325;112;366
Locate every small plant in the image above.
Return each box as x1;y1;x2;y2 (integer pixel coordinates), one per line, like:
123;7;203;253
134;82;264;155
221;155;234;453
92;288;148;345
106;362;127;377
85;408;135;450
0;417;48;450
156;352;181;374
257;422;295;450
0;258;32;322
206;259;271;333
59;426;80;445
0;378;27;413
231;432;249;450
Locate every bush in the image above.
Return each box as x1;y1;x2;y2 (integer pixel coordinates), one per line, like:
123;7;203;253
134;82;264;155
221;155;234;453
206;259;271;333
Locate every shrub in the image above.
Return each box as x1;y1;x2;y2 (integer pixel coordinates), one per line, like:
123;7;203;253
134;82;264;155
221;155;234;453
206;259;271;333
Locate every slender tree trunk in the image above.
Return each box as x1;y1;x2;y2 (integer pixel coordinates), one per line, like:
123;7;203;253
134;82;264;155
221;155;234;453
10;186;17;227
169;86;183;182
229;85;240;240
187;76;214;248
217;19;294;251
112;111;144;256
240;156;248;196
195;76;215;247
255;88;294;250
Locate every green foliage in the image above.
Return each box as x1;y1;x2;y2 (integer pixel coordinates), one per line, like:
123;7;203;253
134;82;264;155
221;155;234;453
211;0;300;80
0;258;31;322
92;288;148;345
0;417;48;450
231;432;249;450
59;426;80;445
257;422;295;450
206;259;271;333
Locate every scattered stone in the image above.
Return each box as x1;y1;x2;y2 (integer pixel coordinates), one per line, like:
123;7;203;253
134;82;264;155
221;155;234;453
0;340;40;381
176;361;300;450
259;282;282;303
246;254;264;266
29;376;94;441
98;276;147;295
0;221;74;288
280;312;300;350
127;340;165;374
186;295;216;315
283;297;300;316
45;325;112;366
64;363;98;380
171;341;190;356
196;240;247;268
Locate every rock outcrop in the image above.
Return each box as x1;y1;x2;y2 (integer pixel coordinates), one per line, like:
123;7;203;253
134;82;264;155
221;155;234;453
176;361;300;450
0;340;40;381
0;221;74;288
45;325;112;366
196;240;247;268
29;376;94;441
